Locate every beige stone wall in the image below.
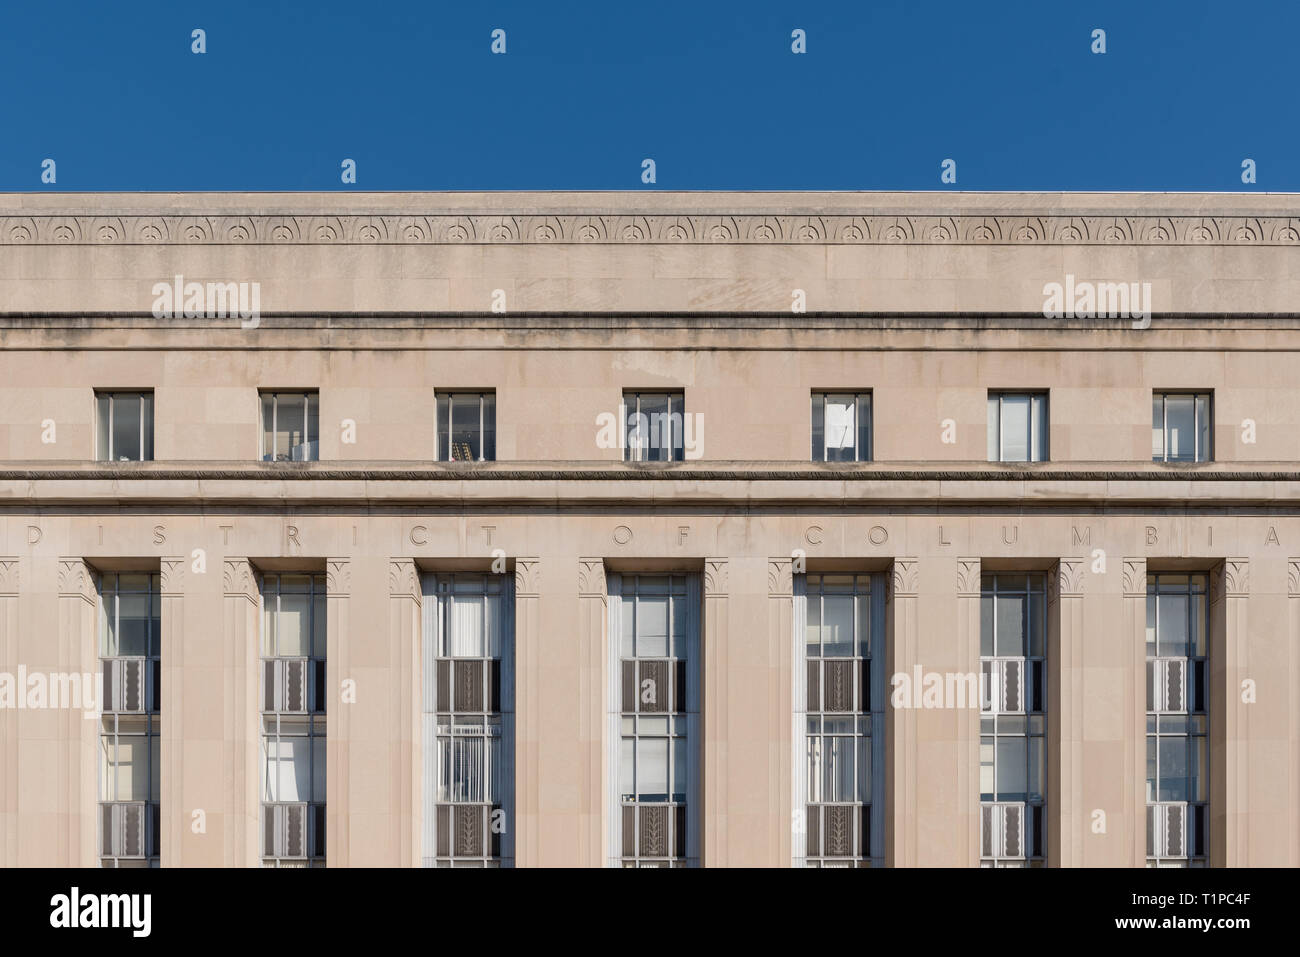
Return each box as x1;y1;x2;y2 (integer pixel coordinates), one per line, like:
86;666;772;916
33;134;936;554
1;191;1297;867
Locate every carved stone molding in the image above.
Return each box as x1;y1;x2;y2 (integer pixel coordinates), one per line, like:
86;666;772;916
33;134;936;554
4;213;1297;247
1057;559;1084;598
387;559;418;601
956;558;980;597
704;559;728;594
160;558;185;595
57;558;96;602
223;559;257;599
1289;559;1300;597
1122;559;1146;597
0;558;18;596
577;559;606;598
1211;558;1249;604
327;559;352;596
890;558;919;599
514;558;541;597
767;558;793;597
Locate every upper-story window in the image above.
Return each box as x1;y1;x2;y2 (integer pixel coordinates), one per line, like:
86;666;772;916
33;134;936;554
96;392;154;462
437;392;496;462
1152;393;1211;463
811;393;872;462
988;392;1048;462
261;392;319;462
624;391;684;462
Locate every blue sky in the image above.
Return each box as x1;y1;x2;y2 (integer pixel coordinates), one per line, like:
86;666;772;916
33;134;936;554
0;0;1293;191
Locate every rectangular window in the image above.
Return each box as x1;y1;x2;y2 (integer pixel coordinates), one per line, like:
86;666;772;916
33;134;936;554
1145;573;1209;866
261;392;319;462
623;392;685;462
99;572;161;867
95;392;154;462
795;573;884;867
979;572;1046;866
421;572;515;867
987;392;1048;462
1152;393;1212;463
436;392;496;462
260;573;326;867
609;573;699;866
811;393;872;462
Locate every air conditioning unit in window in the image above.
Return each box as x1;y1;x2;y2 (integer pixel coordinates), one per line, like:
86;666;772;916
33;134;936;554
265;803;308;860
980;659;1024;714
102;658;147;713
264;658;309;712
101;802;146;859
980;802;1025;860
1147;802;1187;859
1147;659;1186;713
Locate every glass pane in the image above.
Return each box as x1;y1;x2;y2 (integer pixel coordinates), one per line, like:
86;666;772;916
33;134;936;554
805;594;820;656
99;734;114;801
858;394;872;461
436;738;451;802
822;597;854;657
823;396;856;462
312;595;327;658
1157;594;1188;657
1146;734;1157;801
620;737;635;801
638;394;669;462
980;595;994;656
1164;395;1195;463
277;595;310;657
1028;736;1044;802
305;395;319;460
450;395;480;461
620;599;635;658
979;738;994;801
116;595;150;657
261;394;275;461
1028;593;1044;658
995;594;1025;657
118;735;150;801
96;394;110;461
987;396;999;461
312;736;326;802
1031;393;1047;461
1191;734;1207;802
637;737;669;801
857;734;871;802
1000;395;1030;462
995;737;1027;801
1158;736;1189;802
671;597;688;660
637;596;668;657
436;394;450;461
276;395;306;462
276;736;311;803
672;736;686;802
1151;394;1165;460
806;735;821;803
811;393;825;461
449;596;485;657
1195;395;1209;461
111;394;142;462
823;735;854;803
856;593;870;658
482;393;496;461
140;394;154;461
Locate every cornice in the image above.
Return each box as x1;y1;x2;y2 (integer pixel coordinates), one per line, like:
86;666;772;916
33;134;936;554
3;212;1299;247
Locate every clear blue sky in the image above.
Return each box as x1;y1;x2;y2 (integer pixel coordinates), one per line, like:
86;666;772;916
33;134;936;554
1;0;1293;191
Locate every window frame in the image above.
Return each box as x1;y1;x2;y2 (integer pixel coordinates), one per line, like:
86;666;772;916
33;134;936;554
436;391;496;462
622;391;685;463
260;391;320;463
95;391;154;462
811;391;873;463
1152;391;1213;463
987;391;1049;463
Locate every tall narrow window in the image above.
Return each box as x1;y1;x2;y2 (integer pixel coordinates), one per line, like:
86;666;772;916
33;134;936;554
979;572;1046;866
623;392;685;462
1152;393;1212;463
95;392;154;462
795;573;884;866
811;393;872;462
99;572;161;867
260;573;326;867
608;574;699;866
261;392;319;462
987;392;1048;462
436;392;496;462
421;572;515;867
1145;573;1209;866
